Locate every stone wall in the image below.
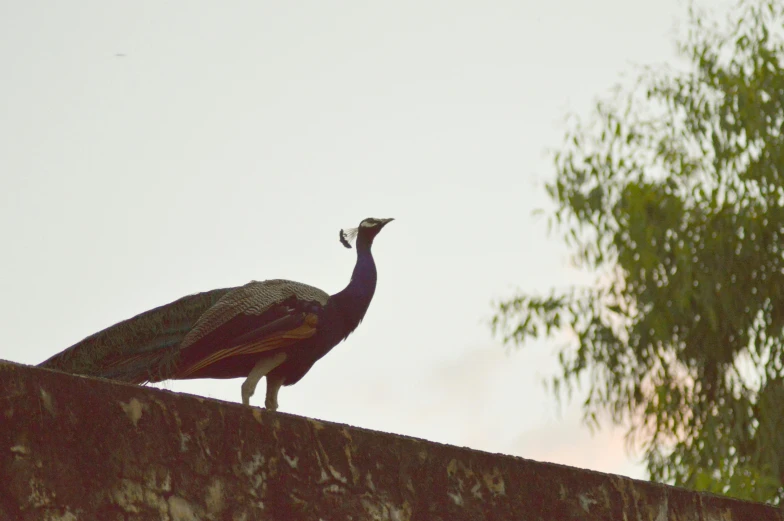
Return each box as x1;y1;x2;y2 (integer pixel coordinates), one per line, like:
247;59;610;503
1;360;779;520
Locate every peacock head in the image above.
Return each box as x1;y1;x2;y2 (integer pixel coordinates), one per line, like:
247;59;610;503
339;217;394;249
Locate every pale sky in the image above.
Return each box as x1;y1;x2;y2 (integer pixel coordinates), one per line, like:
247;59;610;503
0;0;733;481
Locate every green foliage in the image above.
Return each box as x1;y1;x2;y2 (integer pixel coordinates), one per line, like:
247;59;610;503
493;0;784;503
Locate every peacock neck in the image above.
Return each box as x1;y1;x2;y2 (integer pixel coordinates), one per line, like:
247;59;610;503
332;242;377;330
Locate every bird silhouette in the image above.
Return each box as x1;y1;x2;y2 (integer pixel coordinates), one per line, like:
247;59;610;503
39;217;393;410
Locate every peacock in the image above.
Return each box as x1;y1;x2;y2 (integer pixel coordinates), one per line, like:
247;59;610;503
39;217;393;410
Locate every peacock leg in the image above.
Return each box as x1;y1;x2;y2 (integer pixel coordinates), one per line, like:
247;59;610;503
241;352;287;406
264;374;285;411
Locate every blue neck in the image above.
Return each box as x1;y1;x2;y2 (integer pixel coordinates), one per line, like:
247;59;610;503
332;242;377;331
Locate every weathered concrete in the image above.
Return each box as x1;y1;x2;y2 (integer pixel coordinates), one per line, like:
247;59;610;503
0;360;779;520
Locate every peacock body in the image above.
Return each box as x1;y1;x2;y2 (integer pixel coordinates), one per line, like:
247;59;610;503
39;217;393;410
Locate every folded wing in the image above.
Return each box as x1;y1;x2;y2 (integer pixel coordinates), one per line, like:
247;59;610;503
166;279;330;380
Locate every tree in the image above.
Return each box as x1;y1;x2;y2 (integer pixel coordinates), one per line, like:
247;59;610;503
492;0;784;503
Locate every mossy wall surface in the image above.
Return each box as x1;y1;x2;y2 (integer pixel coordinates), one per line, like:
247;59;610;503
0;360;779;520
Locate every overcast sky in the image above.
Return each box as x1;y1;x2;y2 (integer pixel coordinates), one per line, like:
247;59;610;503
0;0;734;480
